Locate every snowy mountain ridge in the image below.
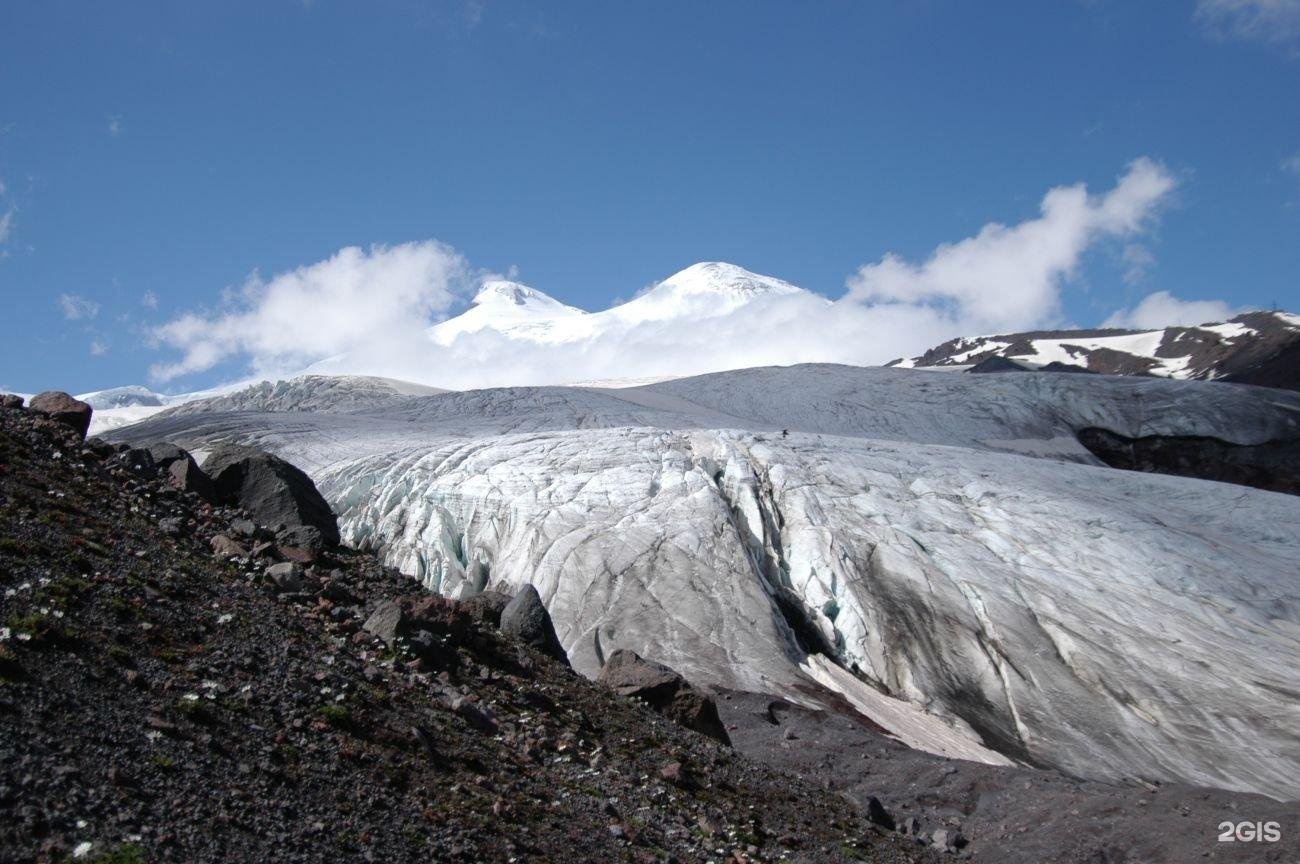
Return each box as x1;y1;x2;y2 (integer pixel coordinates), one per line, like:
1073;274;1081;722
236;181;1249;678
891;310;1300;390
428;261;814;347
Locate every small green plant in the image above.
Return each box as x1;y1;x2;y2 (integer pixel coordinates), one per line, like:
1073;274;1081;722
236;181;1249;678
152;754;175;771
86;842;146;864
319;703;351;727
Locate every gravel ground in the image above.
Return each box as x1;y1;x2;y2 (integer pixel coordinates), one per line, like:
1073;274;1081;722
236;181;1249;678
716;689;1299;864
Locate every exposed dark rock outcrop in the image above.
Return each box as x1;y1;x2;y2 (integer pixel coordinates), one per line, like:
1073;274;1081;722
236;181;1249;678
499;584;568;665
893;309;1300;391
116;442;218;504
461;588;512;627
203;444;340;546
28;391;92;438
598;649;731;746
1078;427;1300;495
968;355;1036;374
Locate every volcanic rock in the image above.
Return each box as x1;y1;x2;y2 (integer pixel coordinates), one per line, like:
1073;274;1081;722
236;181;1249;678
598;649;730;745
28;391;92;438
499;585;568;664
203;445;339;546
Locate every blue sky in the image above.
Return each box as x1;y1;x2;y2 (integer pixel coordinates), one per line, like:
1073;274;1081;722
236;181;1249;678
1;0;1297;394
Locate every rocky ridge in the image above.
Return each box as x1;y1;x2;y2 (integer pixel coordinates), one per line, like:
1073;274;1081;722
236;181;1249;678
889;310;1300;390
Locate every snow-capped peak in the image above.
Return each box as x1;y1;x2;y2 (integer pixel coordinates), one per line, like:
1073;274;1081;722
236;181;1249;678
648;261;804;302
431;279;587;346
610;262;806;324
471;280;572;310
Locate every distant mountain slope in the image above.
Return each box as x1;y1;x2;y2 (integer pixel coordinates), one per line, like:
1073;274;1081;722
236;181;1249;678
161;374;445;417
889;310;1300;390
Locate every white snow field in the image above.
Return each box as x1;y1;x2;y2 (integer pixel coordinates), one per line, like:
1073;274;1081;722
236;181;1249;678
115;365;1300;800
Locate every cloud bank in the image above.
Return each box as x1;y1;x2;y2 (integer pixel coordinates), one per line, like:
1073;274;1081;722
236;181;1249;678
1102;291;1238;330
150;160;1218;390
150;241;467;382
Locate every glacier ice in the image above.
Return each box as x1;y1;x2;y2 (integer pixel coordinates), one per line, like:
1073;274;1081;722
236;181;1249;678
116;365;1300;799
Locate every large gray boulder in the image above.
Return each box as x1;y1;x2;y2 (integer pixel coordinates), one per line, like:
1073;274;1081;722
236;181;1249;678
203;445;339;547
499;585;568;665
598;649;730;746
29;391;92;438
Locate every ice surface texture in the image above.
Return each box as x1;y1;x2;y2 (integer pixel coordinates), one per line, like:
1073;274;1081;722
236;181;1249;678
118;365;1300;799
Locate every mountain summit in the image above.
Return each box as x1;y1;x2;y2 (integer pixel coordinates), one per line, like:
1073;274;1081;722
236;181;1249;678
430;262;812;347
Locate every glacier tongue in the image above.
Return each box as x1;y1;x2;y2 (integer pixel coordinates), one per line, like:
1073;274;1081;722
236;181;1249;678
316;425;1300;799
114;365;1300;799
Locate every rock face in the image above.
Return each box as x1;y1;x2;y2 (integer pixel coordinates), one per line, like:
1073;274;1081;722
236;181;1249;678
598;650;730;745
499;585;568;664
203;445;339;547
1078;427;1300;495
28;391;92;437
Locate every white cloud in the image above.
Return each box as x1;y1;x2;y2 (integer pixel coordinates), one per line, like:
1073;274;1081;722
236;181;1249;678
0;207;13;244
1102;291;1238;329
150;240;468;382
845;157;1177;334
1283;152;1300;176
90;339;109;357
141;290;159;309
58;293;100;320
1121;243;1156;285
108;115;122;137
464;0;485;29
150;160;1198;389
1195;0;1300;48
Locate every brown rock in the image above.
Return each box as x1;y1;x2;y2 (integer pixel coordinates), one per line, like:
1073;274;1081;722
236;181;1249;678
210;534;250;559
598;649;731;746
28;391;92;438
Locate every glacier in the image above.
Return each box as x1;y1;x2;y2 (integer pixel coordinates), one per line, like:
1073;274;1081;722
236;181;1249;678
115;364;1300;800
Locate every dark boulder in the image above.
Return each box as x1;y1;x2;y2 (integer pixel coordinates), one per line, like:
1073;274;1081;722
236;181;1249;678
499;585;568;665
265;562;304;593
28;391;92;438
864;796;895;831
461;588;512;627
1;394;24;409
362;599;405;646
119;442;217;504
598;649;731;745
167;455;218;504
203;445;339;547
363;595;472;647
